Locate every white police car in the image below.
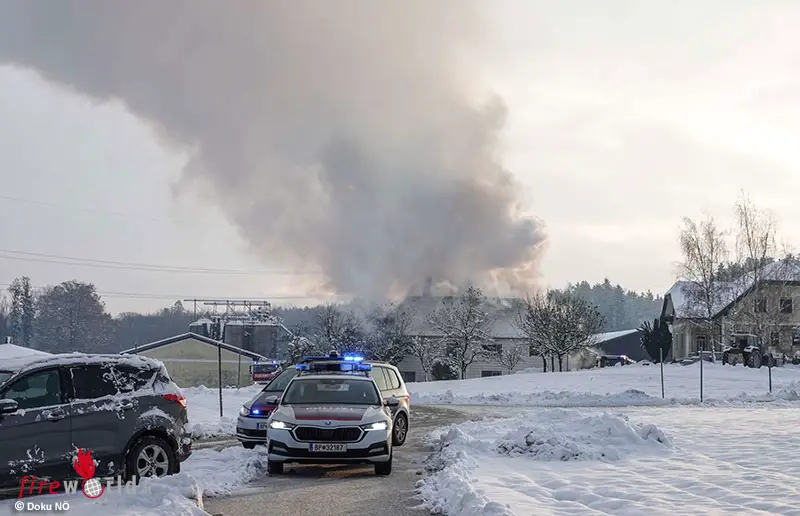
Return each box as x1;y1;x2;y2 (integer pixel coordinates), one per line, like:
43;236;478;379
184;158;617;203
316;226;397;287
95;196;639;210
265;355;396;475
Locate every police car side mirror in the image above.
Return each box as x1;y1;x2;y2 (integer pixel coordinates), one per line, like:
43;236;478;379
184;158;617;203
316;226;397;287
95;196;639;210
0;398;18;414
264;395;280;404
384;397;400;407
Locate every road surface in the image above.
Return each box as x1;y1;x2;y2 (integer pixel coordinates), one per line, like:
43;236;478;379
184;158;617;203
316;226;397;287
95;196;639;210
204;405;471;516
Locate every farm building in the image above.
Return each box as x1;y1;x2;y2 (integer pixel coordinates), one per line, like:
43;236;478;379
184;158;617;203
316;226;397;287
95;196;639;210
121;332;267;387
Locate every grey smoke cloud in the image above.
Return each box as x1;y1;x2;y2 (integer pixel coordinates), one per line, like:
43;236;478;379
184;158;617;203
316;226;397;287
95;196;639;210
0;1;546;299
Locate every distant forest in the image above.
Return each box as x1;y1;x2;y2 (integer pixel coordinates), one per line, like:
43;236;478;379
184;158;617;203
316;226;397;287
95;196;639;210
0;276;662;353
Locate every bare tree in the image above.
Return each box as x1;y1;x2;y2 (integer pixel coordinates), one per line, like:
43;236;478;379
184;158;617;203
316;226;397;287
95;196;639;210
493;342;525;373
730;194;796;348
406;336;443;381
365;303;413;365
678;215;729;352
516;291;604;372
514;293;555;372
314;303;365;352
427;286;494;379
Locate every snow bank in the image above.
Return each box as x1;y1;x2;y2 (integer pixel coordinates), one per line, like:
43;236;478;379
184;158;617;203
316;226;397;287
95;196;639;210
183;385;261;439
417;409;671;515
409;362;800;407
0;445;268;515
492;411;669;461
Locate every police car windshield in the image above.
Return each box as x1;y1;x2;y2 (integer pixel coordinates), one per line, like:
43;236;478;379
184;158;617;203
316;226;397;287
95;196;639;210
282;378;381;405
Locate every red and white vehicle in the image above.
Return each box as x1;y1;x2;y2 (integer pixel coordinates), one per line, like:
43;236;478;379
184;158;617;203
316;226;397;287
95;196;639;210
250;360;282;384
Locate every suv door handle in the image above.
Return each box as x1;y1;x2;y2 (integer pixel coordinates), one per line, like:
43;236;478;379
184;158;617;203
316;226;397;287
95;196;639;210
46;411;66;421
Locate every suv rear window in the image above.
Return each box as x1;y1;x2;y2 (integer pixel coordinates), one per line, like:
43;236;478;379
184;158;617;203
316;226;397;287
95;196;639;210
70;362;158;399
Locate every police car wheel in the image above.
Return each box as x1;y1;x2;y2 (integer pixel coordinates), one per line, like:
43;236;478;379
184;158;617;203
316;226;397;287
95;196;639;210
392;413;408;446
268;460;284;474
374;456;392;475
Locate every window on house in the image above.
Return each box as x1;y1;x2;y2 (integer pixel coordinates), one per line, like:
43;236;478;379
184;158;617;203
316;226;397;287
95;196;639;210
793;328;800;346
755;298;767;313
771;332;780;346
780;298;793;313
482;343;501;354
400;371;416;383
696;335;707;352
481;370;502;377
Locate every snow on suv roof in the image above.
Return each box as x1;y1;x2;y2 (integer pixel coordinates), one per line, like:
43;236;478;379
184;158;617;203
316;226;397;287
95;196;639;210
0;352;164;377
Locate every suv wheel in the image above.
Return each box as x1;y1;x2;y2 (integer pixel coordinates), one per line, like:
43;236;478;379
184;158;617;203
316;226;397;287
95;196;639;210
267;460;283;474
392;413;408;446
125;436;177;482
242;442;256;449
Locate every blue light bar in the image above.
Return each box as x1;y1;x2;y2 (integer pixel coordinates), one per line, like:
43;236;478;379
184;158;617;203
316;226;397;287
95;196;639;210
342;353;364;362
300;355;339;362
295;363;309;371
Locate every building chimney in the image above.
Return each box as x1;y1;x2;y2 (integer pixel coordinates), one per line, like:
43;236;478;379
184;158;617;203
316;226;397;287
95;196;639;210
423;276;432;297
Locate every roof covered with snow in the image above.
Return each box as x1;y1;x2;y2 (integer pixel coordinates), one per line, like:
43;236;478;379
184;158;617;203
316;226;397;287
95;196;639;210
591;329;639;342
0;343;51;360
663;258;800;320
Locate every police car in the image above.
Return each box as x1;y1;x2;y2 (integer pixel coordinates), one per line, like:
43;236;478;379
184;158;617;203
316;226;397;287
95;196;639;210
265;355;396;475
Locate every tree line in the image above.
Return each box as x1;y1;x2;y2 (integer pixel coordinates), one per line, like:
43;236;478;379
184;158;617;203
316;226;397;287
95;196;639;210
0;277;661;370
281;285;605;379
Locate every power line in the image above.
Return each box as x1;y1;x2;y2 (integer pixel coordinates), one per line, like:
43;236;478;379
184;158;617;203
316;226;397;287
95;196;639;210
0;194;191;224
0;283;342;301
0;248;321;275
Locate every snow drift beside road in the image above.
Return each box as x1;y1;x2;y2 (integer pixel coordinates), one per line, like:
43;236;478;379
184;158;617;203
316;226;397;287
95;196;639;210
409;362;800;406
0;445;268;515
417;409;672;515
183;385;261;439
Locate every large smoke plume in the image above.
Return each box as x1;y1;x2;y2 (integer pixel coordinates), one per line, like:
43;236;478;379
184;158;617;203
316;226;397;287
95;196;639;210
0;1;546;299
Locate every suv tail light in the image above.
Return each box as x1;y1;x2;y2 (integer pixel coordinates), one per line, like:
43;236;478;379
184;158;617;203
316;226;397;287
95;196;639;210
163;393;187;408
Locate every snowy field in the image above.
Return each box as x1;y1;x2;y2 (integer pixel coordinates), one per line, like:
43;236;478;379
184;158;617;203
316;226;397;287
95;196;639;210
183;362;800;439
410;362;800;406
418;405;800;515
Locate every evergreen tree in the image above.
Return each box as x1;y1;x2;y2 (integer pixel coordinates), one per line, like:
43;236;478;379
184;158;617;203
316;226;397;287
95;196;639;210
7;276;35;346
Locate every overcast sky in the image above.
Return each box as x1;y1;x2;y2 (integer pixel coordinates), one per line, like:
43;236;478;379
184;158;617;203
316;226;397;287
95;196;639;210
1;0;799;315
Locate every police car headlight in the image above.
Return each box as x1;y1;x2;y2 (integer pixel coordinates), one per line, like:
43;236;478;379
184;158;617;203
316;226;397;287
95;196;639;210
269;420;295;430
362;421;388;431
239;405;250;416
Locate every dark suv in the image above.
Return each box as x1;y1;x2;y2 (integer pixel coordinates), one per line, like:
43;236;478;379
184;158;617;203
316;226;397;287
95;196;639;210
0;353;192;492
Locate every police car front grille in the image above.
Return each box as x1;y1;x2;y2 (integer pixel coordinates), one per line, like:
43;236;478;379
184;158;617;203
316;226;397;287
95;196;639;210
293;426;362;442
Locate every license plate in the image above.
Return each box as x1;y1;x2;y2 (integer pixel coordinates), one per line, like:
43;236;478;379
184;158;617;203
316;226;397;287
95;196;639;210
256;423;269;430
309;443;346;452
